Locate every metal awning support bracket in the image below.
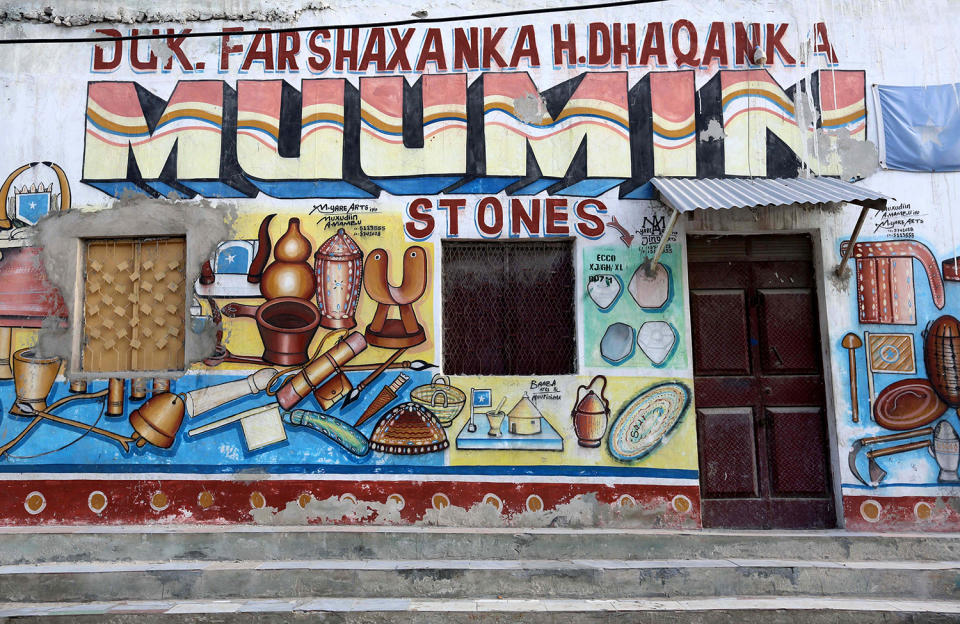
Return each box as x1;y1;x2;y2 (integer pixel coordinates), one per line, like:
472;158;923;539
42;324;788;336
645;199;681;276
835;199;886;278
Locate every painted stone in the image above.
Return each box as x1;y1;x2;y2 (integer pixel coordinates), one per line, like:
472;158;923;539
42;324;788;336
637;321;677;366
587;274;622;311
628;262;670;310
600;322;635;364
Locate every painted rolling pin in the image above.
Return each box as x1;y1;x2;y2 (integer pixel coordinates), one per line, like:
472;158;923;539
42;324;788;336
282;409;370;457
183;368;278;418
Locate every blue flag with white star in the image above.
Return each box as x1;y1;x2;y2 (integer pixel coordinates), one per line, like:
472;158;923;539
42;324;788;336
876;83;960;171
15;193;50;224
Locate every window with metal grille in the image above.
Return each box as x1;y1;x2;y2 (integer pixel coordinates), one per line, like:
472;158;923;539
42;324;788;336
81;237;187;373
442;239;577;375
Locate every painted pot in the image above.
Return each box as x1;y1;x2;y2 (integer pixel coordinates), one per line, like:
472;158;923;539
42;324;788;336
931;421;960;482
223;297;321;366
572;375;609;448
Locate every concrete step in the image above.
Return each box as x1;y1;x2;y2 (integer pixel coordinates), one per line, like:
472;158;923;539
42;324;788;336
0;558;958;603
2;526;959;565
2;596;960;623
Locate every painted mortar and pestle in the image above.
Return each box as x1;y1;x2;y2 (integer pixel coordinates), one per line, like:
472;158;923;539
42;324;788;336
221;297;322;366
0;349;135;456
486;398;507;437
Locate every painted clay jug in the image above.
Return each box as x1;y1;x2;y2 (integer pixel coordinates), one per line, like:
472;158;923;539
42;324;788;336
572;375;610;448
260;218;316;301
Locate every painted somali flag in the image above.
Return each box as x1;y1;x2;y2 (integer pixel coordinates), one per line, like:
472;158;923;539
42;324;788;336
472;389;492;409
875;83;960;171
15;193;50;225
215;242;252;274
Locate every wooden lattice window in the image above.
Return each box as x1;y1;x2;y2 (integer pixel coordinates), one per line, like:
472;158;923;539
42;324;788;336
81;237;186;372
441;239;577;375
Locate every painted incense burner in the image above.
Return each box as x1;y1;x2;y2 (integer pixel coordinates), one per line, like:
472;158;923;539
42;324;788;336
314;228;364;329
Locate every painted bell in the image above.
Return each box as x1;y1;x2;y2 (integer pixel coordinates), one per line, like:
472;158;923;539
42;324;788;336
314;228;364;329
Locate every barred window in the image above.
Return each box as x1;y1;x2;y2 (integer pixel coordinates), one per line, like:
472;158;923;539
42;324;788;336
441;239;577;375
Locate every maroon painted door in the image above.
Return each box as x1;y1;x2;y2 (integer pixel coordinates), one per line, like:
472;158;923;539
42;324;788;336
688;234;835;529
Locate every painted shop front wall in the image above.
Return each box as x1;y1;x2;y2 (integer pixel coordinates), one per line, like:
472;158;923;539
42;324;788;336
0;0;957;530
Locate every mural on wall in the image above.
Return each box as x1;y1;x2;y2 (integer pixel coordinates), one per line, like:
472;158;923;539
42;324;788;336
0;9;876;526
838;230;960;527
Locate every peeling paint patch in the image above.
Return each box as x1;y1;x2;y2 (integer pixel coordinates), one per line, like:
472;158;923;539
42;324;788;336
1;2;331;26
806;128;880;181
250;494;405;525
700;119;726;142
514;93;546;124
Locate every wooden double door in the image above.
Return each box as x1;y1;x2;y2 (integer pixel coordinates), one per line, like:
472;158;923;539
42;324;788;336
688;234;836;529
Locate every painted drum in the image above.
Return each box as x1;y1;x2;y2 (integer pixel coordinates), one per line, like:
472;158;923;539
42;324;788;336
873;378;947;431
608;382;690;462
924;315;960;407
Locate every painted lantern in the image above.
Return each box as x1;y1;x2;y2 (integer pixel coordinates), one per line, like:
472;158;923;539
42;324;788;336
314;228;364;329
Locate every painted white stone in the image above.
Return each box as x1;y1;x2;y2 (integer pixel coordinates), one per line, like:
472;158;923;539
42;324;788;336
587;274;622;310
637;321;676;365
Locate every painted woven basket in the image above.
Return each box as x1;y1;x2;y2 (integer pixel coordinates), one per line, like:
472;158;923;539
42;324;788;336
409;375;466;427
607;382;690;462
370;402;449;455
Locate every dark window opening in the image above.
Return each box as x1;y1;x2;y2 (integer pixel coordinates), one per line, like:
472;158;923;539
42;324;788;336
442;239;577;376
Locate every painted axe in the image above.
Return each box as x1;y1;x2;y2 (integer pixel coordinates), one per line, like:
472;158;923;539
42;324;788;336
849;427;933;486
866;440;932;486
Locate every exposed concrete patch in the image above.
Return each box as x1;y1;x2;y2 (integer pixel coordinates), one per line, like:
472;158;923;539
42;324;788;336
32;198;232;377
806;128;880;181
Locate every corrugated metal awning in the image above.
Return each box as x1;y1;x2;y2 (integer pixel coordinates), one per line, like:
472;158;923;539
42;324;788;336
650;177;890;213
642;177;892;279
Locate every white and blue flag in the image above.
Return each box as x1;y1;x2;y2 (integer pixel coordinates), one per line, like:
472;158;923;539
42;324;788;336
875;83;960;172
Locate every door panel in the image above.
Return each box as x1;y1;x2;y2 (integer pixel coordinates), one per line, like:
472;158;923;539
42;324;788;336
690;290;751;376
758;289;820;373
697;407;758;497
689;234;835;529
767;407;830;496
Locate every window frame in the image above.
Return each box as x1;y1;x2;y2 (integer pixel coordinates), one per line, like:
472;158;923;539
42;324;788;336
440;237;578;376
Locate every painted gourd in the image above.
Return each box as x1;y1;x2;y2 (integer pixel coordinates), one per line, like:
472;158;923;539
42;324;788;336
260;218;316;300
